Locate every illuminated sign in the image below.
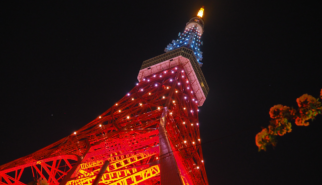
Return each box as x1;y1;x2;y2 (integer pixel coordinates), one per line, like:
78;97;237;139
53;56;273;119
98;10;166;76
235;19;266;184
81;160;104;169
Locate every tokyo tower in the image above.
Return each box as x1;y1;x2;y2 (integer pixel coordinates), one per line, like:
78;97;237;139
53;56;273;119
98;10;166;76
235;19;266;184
0;7;209;185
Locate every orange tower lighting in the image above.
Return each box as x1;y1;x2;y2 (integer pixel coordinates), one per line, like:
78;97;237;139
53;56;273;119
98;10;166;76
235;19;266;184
0;7;209;185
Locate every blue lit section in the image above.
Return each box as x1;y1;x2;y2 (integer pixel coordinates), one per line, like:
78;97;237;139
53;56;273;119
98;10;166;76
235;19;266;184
164;26;203;65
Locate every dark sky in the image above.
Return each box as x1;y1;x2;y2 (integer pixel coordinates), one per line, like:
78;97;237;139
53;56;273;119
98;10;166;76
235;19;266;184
1;0;321;184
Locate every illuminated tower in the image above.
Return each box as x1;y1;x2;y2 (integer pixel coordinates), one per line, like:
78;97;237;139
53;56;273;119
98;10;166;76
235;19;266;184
0;7;209;185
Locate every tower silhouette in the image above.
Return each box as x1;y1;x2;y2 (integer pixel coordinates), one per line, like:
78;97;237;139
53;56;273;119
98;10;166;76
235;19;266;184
0;7;209;185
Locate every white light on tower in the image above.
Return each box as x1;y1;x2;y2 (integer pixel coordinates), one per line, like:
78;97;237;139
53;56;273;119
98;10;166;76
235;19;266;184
197;7;204;18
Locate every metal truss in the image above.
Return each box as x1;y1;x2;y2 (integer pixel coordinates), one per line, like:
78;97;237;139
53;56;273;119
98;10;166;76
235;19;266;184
0;66;208;185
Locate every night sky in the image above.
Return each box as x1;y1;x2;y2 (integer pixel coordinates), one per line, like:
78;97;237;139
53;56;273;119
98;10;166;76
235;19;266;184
1;1;321;184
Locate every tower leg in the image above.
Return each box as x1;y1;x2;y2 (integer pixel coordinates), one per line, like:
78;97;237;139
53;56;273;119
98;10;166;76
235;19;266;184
159;109;184;185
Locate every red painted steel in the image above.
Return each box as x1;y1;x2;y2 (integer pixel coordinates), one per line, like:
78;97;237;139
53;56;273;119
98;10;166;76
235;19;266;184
0;66;208;185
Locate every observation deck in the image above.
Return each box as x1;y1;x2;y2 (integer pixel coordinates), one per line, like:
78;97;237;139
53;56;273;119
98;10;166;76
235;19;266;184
138;47;209;106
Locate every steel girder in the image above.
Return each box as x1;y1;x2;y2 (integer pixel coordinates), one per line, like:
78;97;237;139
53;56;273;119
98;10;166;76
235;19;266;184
0;66;208;185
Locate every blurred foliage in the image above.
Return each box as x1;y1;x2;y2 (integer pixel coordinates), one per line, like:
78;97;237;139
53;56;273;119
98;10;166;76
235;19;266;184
256;89;322;151
37;178;48;185
27;178;48;185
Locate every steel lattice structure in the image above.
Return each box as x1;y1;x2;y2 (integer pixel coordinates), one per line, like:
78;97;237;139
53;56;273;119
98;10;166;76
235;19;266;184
0;7;209;185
